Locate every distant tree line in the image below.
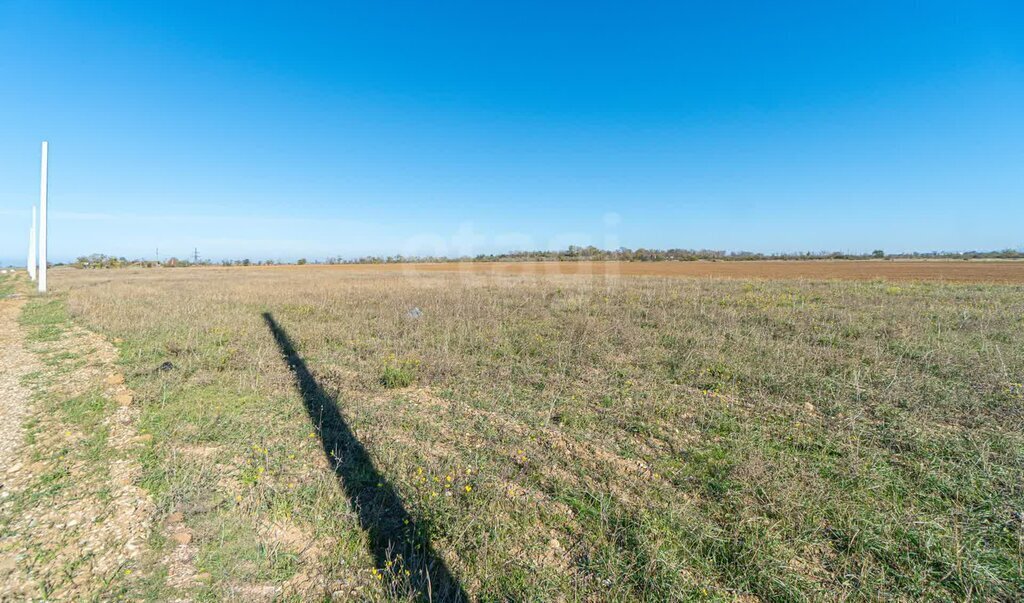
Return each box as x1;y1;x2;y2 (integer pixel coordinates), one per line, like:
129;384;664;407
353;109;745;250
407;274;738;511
335;245;1024;265
70;254;284;268
67;246;1024;269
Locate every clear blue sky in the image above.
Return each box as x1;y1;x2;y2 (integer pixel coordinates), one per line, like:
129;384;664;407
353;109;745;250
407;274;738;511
2;1;1022;263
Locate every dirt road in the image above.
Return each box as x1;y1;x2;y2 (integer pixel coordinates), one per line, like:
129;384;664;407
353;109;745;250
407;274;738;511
0;290;157;599
0;296;35;489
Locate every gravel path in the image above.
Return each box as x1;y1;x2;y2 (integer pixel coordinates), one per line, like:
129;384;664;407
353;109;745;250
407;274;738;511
0;297;34;476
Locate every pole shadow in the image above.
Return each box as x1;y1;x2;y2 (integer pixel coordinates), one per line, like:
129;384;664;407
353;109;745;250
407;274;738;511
262;312;467;602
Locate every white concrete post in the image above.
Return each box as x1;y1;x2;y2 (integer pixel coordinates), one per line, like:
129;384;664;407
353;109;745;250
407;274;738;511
27;206;37;281
38;142;48;293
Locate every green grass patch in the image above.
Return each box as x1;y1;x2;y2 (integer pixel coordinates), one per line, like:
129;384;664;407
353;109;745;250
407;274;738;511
19;296;70;342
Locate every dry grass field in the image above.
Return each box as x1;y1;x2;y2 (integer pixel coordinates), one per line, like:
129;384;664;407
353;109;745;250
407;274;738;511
5;265;1024;601
270;259;1024;284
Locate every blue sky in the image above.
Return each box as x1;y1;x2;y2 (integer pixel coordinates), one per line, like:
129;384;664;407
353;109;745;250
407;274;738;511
1;1;1022;263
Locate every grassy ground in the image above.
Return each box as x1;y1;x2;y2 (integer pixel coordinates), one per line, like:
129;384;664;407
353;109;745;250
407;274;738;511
47;267;1024;601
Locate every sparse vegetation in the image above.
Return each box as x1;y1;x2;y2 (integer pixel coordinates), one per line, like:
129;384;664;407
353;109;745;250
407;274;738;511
37;265;1022;601
380;357;418;389
0;272;15;297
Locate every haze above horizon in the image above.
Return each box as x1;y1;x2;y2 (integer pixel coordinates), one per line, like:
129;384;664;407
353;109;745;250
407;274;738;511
2;1;1023;264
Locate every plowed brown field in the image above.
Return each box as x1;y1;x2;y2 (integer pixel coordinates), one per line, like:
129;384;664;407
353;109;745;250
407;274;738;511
292;260;1024;283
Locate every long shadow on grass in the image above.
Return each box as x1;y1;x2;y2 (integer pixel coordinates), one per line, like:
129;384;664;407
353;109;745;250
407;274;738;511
263;313;467;602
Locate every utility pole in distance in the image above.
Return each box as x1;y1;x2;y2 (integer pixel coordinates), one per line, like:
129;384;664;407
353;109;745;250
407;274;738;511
38;141;48;293
193;248;200;265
